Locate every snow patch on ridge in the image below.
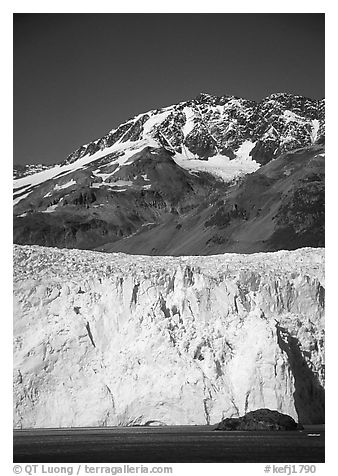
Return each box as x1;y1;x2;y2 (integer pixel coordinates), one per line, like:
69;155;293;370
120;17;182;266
235;140;257;161
13;191;32;207
54;179;76;191
142;110;172;137
283;110;305;124
311;119;320;144
91;180;133;189
41;204;58;213
182;107;195;138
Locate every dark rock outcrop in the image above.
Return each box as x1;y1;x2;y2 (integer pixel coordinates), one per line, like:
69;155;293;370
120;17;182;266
215;409;302;431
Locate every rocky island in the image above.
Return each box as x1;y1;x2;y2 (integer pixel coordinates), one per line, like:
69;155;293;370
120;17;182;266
215;408;302;431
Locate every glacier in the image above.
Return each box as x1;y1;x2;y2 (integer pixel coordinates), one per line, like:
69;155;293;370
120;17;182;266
13;245;325;428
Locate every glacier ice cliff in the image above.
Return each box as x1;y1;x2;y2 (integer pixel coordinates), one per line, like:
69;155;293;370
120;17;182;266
13;245;325;428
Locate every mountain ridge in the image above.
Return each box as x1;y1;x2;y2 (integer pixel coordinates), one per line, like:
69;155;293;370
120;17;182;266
14;91;324;174
60;91;325;168
13;92;325;255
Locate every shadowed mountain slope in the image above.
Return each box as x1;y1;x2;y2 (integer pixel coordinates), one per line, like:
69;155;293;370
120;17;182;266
97;145;324;255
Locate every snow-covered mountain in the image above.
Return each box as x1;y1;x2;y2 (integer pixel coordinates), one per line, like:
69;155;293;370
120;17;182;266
13;92;325;429
13;245;324;428
61;92;324;168
13;92;325;254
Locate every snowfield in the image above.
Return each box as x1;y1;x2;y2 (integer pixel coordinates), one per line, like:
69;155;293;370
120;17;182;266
13;245;325;428
173;146;259;182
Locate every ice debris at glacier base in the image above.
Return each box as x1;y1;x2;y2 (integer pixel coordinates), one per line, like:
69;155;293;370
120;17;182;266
13;245;325;428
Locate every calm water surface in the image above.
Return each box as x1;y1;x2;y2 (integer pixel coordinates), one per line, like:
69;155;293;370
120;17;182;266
13;425;325;463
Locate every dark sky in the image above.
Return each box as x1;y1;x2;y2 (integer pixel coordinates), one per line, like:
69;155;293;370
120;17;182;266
14;13;325;165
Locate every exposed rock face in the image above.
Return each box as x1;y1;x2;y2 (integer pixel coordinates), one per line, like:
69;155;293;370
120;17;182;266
13;245;324;428
215;409;301;431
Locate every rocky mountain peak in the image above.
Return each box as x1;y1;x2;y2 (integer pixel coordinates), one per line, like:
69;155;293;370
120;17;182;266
13;91;324;256
15;91;324;176
194;92;215;102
